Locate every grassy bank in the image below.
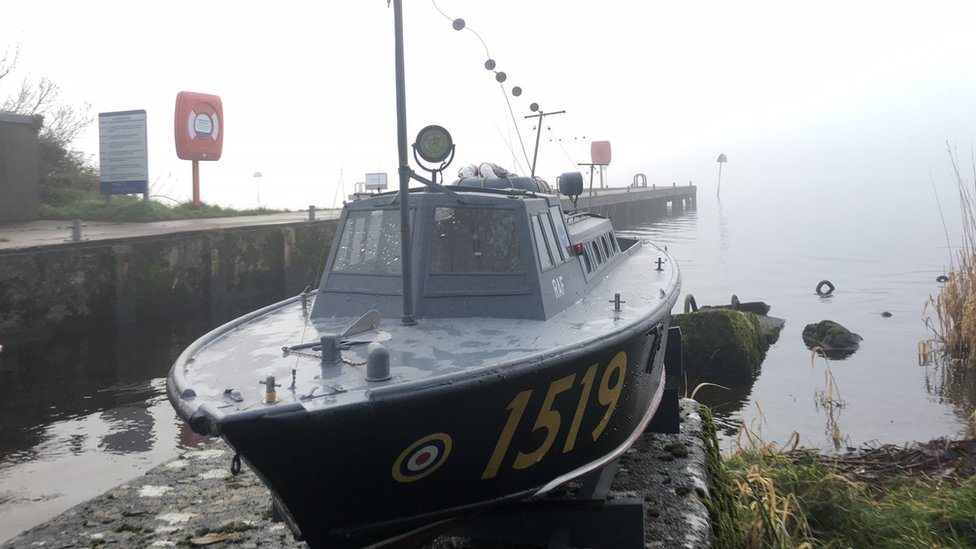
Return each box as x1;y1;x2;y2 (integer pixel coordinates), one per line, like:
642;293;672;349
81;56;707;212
38;189;278;223
704;406;976;548
28;130;279;224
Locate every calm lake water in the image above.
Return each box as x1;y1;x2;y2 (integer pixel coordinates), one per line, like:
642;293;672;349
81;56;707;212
1;181;972;542
623;180;972;452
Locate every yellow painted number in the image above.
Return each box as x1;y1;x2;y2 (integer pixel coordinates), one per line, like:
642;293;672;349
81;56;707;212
562;363;597;453
481;389;532;479
592;351;627;440
482;351;629;479
513;373;575;469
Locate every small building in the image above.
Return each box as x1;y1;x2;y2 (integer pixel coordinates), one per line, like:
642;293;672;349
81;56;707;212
0;112;40;222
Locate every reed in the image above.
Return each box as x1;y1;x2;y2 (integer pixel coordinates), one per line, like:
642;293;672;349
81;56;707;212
809;347;848;450
713;393;976;547
687;381;731;400
926;145;976;363
708;405;812;548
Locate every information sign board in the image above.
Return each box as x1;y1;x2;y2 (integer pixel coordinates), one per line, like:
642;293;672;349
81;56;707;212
99;110;149;195
365;173;388;191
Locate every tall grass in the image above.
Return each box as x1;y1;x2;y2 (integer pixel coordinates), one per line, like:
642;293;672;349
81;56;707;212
926;146;976;363
714;408;976;548
721;447;976;548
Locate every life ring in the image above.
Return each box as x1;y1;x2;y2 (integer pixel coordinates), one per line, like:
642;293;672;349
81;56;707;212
684;294;698;313
816;280;835;297
937;275;949;283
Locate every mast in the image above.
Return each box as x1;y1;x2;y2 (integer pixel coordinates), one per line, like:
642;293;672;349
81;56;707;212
392;0;416;325
524;108;565;177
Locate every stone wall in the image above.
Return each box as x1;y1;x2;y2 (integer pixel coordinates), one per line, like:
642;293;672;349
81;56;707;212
0;113;40;222
0;221;336;345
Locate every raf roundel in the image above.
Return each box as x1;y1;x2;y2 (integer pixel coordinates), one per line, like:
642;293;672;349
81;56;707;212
392;433;453;483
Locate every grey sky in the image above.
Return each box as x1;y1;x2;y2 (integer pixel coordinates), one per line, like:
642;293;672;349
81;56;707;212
3;0;974;210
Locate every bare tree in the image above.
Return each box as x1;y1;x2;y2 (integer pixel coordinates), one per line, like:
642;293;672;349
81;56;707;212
0;45;18;82
0;45;93;146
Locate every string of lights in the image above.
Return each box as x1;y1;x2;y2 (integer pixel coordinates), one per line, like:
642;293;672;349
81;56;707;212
428;0;591;175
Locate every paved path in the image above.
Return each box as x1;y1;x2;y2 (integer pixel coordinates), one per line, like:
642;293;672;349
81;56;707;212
0;210;341;251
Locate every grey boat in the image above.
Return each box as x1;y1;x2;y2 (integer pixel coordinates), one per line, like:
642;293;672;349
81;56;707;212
166;2;681;547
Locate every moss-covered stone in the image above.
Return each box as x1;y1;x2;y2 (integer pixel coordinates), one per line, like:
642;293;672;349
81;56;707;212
701;300;771;316
699;405;745;548
672;308;769;381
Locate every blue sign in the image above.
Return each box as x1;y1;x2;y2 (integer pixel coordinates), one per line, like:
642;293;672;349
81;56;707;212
100;180;148;195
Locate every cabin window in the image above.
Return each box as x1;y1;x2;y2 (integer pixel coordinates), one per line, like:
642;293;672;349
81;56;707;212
609;232;619;253
549;206;571;259
532;215;555;270
332;209;402;274
581;247;592;272
601;234;611;258
592;241;603;265
540;212;563;264
431;207;523;273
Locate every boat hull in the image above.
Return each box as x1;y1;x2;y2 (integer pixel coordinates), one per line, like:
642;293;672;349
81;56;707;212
219;315;671;548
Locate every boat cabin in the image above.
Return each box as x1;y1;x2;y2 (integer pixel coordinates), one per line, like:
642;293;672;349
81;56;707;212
312;186;634;322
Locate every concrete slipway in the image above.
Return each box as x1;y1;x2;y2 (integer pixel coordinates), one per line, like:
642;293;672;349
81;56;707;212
2;400;712;549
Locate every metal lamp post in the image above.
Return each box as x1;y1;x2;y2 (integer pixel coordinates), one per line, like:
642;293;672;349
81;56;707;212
716;154;727;198
253;171;263;208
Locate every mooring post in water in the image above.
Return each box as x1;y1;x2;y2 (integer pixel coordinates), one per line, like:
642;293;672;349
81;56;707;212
308;205;316;221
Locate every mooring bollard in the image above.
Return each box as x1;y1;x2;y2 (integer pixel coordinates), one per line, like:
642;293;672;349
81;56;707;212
71;219;82;242
308;205;316;221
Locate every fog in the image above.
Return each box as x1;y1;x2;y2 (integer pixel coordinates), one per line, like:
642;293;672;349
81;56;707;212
3;0;975;216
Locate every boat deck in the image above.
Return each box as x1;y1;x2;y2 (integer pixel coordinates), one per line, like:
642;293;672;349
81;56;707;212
172;241;679;418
